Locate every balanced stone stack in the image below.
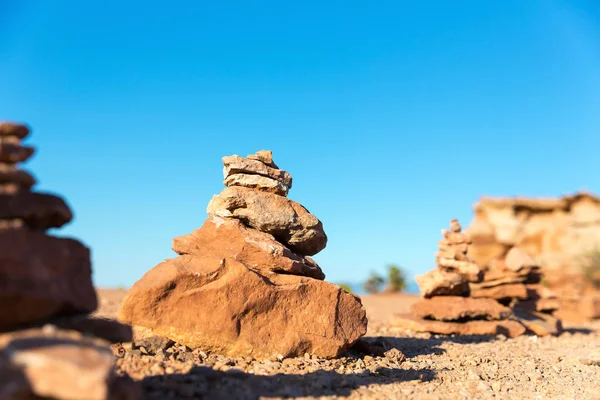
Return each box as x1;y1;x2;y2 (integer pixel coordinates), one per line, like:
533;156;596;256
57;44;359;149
471;247;563;336
119;150;367;359
0;122;139;400
392;219;561;337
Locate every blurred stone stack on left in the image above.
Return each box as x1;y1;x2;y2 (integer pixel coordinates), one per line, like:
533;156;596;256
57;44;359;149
0;122;139;400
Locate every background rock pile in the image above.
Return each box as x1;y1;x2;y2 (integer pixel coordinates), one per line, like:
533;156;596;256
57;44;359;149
0;122;139;400
119;150;367;359
466;193;600;321
392;219;562;338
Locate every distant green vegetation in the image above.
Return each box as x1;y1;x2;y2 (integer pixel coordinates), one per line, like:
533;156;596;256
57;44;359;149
337;283;354;293
364;271;385;294
363;264;408;294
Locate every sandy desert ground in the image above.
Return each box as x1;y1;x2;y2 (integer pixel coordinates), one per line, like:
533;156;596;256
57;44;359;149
96;289;600;400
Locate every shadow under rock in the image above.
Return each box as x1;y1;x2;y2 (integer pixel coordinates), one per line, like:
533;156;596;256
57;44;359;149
141;365;436;400
562;327;595;335
359;334;501;358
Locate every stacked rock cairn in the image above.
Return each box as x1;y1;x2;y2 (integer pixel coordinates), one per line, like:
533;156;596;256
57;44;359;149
392;219;562;337
0;122;139;400
119;150;368;359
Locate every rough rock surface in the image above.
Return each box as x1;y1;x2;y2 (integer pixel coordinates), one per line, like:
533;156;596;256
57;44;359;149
207;186;327;255
0;192;72;230
118;254;367;358
222;154;292;188
466;192;600;275
410;297;513;322
415;269;470;298
0;227;97;330
391;313;526;338
224;173;289;196
172;216;324;280
470;283;529;301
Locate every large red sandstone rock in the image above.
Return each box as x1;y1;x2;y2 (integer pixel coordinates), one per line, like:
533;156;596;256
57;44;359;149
410;297;512;321
172;217;324;280
207;186;327;256
118;253;367;359
0;192;72;230
391;313;526;338
0;230;97;329
415;269;470;298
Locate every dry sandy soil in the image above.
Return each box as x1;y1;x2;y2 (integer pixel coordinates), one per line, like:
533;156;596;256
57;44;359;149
97;289;600;400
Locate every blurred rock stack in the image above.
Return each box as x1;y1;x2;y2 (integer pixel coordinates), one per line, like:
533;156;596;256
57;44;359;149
119;150;367;359
392;219;562;337
0;122;139;400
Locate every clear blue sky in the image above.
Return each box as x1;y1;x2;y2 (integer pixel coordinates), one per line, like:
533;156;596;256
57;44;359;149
2;0;599;289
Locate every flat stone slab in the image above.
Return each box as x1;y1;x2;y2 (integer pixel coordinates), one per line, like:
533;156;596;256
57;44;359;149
470;283;529;301
0;191;72;230
391;313;526;338
410;297;513;321
0;122;30;139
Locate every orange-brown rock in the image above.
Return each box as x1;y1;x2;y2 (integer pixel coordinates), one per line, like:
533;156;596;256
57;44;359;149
0;142;35;164
172;217;325;280
436;219;483;282
391;313;526;338
410;297;512;321
415;269;470;298
504;247;538;272
0;192;72;230
0;122;30;139
0;230;97;329
466;192;600;275
118;252;367;359
0;327;140;400
247;149;278;168
222;154;292;188
207;186;327;256
0;167;36;189
470;283;529;301
512;308;562;336
224;173;289;196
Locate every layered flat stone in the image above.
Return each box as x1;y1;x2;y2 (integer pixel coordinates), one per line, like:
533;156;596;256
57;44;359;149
512;308;562;336
224;173;289;196
207;186;327;256
415;269;470;298
0;168;36;188
247;150;278;168
0;191;72;230
470;283;529;301
0;143;35;164
172;217;325;280
391;313;526;338
222;155;292;188
0;230;97;329
0;122;30;139
438;258;483;282
410;297;513;321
